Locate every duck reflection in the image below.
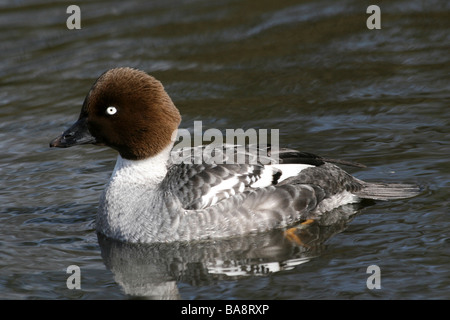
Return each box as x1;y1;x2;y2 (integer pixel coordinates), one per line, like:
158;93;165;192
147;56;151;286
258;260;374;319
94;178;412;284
97;204;366;299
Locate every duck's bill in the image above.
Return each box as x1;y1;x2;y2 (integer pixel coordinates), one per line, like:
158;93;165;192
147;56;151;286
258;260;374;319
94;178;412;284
49;117;97;148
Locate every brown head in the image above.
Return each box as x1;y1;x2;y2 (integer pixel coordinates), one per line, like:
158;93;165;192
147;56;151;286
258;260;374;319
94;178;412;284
50;68;181;160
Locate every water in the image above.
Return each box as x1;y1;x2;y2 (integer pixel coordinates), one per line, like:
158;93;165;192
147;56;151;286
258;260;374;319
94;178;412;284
0;0;449;300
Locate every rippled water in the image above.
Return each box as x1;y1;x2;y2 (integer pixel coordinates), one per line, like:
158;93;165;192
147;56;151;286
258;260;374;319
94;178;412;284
1;0;449;300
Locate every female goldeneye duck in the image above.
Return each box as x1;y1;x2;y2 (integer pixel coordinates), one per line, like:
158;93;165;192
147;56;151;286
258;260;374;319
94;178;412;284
50;67;420;243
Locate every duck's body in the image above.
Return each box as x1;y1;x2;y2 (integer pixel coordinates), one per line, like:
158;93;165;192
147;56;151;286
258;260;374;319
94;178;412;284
50;67;419;243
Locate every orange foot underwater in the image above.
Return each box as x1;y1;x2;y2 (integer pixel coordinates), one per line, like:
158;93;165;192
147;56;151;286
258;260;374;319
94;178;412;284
284;219;315;246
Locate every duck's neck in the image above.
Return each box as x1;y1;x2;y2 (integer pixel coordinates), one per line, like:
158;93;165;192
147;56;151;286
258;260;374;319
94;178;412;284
111;142;174;187
97;143;175;243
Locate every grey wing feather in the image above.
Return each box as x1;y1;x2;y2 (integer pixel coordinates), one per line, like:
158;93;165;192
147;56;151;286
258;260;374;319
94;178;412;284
179;183;327;240
163;144;275;209
278;163;364;196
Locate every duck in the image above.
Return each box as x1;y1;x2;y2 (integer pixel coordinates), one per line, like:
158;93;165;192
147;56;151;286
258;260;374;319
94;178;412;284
50;67;419;243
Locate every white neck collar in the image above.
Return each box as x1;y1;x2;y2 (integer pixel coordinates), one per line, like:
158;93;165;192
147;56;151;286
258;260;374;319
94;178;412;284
111;142;173;185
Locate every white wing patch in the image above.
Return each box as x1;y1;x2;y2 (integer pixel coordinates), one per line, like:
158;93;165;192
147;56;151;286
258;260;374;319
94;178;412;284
200;176;243;208
269;164;314;183
198;163;314;209
250;166;277;188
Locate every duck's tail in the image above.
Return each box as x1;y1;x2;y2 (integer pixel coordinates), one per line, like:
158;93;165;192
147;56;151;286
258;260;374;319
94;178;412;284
355;181;421;201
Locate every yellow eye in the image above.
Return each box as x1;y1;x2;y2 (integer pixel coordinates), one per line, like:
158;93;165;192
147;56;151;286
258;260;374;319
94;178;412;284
106;106;117;115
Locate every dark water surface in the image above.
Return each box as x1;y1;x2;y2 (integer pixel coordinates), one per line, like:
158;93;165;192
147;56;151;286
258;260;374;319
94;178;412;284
0;0;449;299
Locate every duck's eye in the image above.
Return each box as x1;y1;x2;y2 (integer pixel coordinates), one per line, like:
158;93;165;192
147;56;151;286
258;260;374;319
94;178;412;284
106;106;117;115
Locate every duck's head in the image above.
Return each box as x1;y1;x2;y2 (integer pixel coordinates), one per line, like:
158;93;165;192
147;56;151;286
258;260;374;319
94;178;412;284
50;67;181;160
